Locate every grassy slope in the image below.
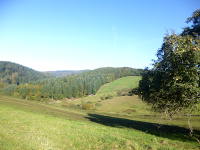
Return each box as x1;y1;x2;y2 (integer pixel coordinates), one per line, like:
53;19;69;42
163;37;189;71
97;76;141;96
54;76;200;129
68;76;141;105
0;76;200;149
0;97;200;150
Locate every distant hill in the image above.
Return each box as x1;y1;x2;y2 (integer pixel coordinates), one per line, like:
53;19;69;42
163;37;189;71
0;61;48;84
45;70;90;77
2;66;143;100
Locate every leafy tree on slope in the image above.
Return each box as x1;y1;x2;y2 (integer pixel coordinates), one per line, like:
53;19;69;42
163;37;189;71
138;10;200;116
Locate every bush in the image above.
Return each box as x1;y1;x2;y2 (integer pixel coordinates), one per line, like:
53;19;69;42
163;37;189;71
117;88;132;96
128;88;139;96
81;102;95;110
100;94;113;100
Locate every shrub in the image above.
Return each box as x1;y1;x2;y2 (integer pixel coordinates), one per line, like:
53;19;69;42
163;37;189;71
117;88;132;96
100;94;113;100
81;102;95;110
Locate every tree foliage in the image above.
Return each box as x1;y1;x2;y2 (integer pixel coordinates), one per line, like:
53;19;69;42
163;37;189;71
138;10;200;115
182;9;200;37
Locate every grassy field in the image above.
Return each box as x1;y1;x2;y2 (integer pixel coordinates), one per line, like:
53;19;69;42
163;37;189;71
0;76;200;150
97;76;141;96
0;96;200;150
66;76;141;106
58;77;200;130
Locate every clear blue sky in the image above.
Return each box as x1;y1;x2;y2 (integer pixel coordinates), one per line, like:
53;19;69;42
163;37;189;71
0;0;199;71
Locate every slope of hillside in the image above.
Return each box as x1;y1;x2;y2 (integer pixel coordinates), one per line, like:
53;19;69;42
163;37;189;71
58;76;200;129
59;76;153;117
0;96;199;150
2;67;143;100
68;76;141;105
0;75;199;149
0;61;48;85
97;76;141;96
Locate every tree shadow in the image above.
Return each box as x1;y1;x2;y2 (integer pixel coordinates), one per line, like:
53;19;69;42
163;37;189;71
86;113;200;142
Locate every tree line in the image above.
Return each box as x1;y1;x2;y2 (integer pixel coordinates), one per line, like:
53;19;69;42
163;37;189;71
2;67;143;100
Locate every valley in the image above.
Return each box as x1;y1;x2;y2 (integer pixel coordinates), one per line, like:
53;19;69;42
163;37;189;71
1;2;199;150
0;76;199;150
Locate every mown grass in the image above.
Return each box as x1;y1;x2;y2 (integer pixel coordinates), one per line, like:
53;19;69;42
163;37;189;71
0;98;200;150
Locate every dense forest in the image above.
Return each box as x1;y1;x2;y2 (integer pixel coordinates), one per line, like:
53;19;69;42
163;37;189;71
45;70;89;77
1;66;143;100
0;61;48;86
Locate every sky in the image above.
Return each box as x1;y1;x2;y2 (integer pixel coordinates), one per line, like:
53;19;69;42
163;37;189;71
0;0;199;71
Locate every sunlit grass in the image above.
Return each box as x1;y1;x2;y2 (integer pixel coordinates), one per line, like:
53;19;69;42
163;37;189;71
0;103;199;150
97;76;141;96
0;75;199;150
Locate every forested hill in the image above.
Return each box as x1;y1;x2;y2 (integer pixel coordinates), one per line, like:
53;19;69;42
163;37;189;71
0;61;48;85
2;67;143;100
45;70;90;77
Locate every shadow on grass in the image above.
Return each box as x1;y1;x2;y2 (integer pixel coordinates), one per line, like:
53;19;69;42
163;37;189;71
86;113;200;142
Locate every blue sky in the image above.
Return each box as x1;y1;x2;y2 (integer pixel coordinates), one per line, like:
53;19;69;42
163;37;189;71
0;0;199;71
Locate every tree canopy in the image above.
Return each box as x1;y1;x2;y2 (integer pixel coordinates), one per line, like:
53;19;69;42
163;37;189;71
138;9;200;115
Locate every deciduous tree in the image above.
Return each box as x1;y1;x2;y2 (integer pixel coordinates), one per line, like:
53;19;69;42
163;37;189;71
138;10;200;116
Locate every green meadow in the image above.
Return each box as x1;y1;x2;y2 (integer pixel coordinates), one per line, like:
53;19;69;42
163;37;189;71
0;76;199;150
1;3;199;150
97;76;141;96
